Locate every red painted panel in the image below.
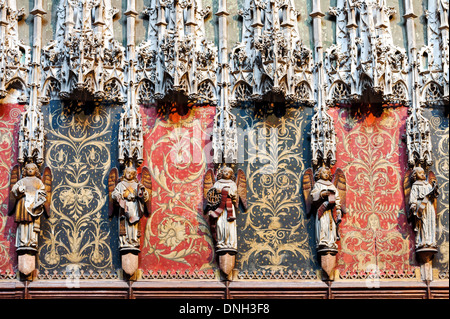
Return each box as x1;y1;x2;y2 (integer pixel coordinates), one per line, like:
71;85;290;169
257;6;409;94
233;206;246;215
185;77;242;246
0;104;23;274
138;105;217;274
329;106;417;275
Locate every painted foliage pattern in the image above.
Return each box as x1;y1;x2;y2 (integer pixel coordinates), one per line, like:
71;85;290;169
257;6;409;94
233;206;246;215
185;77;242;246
426;108;449;273
39;101;121;272
329;107;416;274
0;104;22;274
139;106;217;273
235;107;317;274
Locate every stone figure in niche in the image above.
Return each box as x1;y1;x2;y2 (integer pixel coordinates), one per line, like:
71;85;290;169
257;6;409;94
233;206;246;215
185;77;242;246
303;166;346;280
404;166;439;251
304;166;346;253
203;166;247;280
109;166;151;253
9;163;52;276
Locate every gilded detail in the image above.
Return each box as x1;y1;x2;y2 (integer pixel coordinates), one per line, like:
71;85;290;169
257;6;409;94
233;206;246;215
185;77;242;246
38;102;118;271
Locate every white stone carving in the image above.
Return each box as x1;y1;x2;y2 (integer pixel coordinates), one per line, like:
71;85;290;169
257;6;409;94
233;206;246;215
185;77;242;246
325;0;408;105
17;102;45;165
116;0;144;168
17;0;46;166
213;0;237;164
0;0;30;102
309;0;337;168
229;0;313;105
137;0;218;105
405;106;433;168
40;0;125;102
417;0;449;105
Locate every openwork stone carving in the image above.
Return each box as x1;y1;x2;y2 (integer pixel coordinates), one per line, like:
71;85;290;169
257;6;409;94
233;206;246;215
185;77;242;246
0;0;30;102
325;0;408;105
137;0;218;105
40;0;125;102
417;0;449;105
229;0;313;105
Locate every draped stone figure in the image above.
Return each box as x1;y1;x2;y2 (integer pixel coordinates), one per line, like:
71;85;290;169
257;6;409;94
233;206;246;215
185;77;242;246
10;163;46;251
303;166;346;279
403;166;439;281
404;167;439;251
310;167;342;252
9;163;52;276
203;166;247;280
108;165;151;277
110;166;150;252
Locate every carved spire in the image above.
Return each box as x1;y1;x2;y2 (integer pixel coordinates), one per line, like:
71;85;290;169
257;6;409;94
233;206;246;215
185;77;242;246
136;0;218;105
403;0;434;170
0;0;30;102
417;0;449;105
16;0;46;167
325;0;408;105
116;0;144;168
40;0;125;103
310;0;336;169
229;0;313;106
212;0;237;164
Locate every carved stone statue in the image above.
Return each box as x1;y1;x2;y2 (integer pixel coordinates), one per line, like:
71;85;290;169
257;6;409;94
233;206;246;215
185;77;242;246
9;163;52;276
404;166;439;280
203;166;247;280
303;166;346;279
108;165;151;277
404;167;439;251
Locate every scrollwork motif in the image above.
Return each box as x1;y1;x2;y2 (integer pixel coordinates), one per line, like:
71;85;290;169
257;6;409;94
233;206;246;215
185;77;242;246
236;107;316;272
39;102;118;271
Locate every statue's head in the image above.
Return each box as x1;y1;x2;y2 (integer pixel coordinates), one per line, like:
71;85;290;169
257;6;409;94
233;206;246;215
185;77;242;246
24;163;39;177
217;166;235;181
411;166;426;182
123;166;137;181
315;166;332;182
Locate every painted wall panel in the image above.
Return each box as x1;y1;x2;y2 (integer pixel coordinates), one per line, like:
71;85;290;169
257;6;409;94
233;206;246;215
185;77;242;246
38;101;121;273
426;107;449;275
234;106;318;276
138;105;217;274
0;104;23;275
329;106;417;275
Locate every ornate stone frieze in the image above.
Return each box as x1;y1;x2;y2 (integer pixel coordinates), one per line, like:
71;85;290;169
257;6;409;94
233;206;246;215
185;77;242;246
40;0;125;102
325;0;408;105
417;0;449;105
137;0;218;105
0;0;30;102
229;0;313;105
